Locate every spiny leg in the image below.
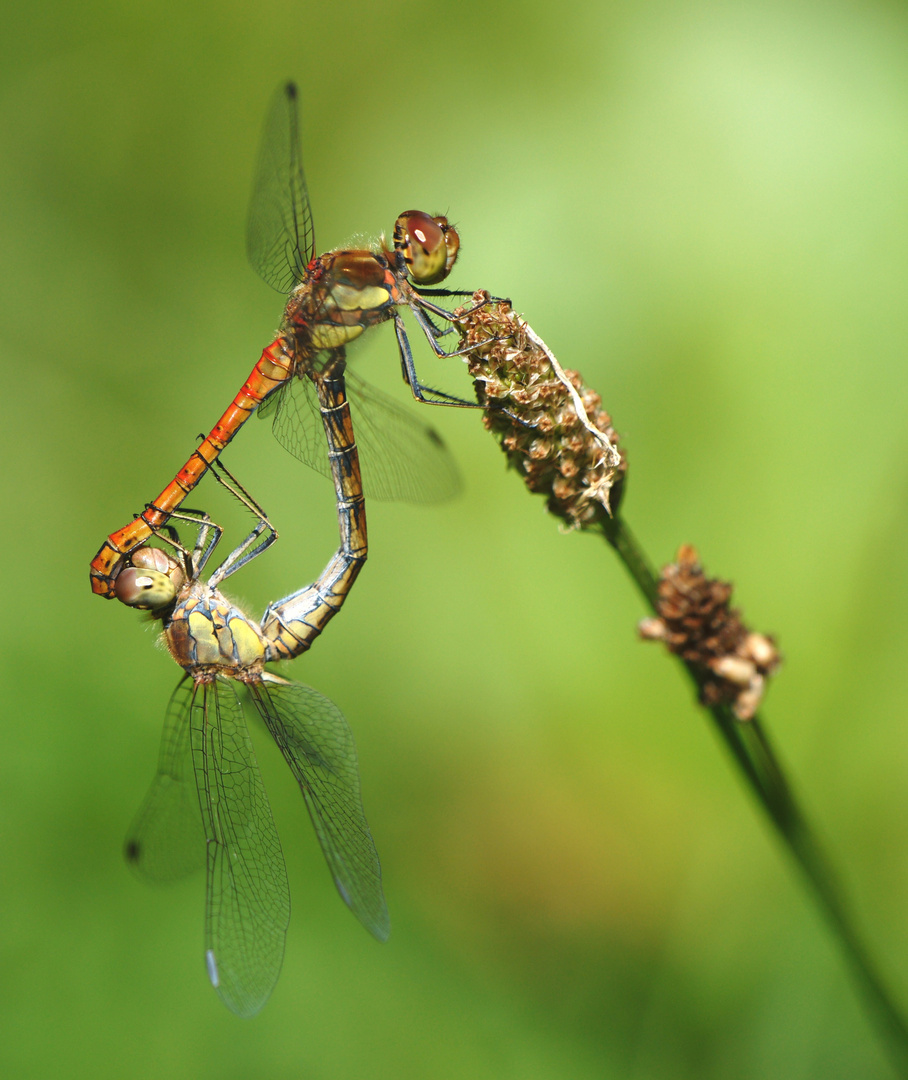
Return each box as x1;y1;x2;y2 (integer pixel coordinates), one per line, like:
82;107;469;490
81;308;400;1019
205;459;279;586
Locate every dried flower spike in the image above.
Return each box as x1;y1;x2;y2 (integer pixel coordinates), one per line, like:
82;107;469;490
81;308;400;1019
639;545;781;720
454;292;626;527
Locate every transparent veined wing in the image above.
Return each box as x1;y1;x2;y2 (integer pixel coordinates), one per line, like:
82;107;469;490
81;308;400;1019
269;369;461;503
249;673;390;942
246;81;316;294
192;676;290;1018
124;676;206;883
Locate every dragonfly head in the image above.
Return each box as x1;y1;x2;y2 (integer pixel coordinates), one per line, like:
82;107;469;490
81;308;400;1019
114;547;185;614
392;211;460;286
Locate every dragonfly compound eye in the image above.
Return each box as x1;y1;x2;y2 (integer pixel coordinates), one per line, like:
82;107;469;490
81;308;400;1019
114;567;177;610
130;546;185;589
393;210;460;285
130;547;181;576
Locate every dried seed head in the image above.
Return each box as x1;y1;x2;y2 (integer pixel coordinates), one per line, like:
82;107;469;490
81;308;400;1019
454;292;627;528
639;545;781;720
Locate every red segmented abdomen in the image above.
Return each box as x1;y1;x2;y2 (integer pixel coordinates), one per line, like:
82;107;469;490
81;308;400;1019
89;337;294;597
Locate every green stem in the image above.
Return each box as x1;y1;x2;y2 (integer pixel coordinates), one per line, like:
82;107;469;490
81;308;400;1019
600;512;908;1076
600;513;661;610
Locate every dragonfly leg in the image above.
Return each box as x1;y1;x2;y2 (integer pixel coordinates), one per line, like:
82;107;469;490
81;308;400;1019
414;292;509;326
411;287;480;299
207;519;275;586
143;503;222;579
409;303;497;361
393;315;484;409
205;462;279;586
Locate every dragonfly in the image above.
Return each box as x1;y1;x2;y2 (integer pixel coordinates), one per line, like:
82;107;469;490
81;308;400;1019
91;80;481;599
115;367;381;1017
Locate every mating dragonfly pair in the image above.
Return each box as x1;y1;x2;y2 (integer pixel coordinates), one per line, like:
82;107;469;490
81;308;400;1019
95;83;486;1016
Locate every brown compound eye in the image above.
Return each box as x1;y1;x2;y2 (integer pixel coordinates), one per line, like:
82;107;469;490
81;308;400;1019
130;547;181;577
430;214;459;277
115;547;184;610
114;566;178;610
393;210;460;285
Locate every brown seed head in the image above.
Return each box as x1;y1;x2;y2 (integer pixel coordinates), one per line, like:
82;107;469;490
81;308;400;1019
454;292;627;528
638;545;781;720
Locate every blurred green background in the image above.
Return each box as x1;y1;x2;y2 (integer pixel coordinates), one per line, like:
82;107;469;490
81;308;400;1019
3;0;908;1076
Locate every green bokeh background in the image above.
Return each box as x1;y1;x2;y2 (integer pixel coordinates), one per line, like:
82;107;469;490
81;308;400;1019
3;1;908;1076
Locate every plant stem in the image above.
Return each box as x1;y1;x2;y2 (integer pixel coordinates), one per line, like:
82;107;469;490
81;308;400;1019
454;293;908;1070
601;512;908;1076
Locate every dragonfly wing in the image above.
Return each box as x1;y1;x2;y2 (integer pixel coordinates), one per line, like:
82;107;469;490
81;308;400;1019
246;81;316;294
346;370;462;503
269;371;333;484
124;676;205;883
250;673;390;942
192;676;290;1018
271;369;462;503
